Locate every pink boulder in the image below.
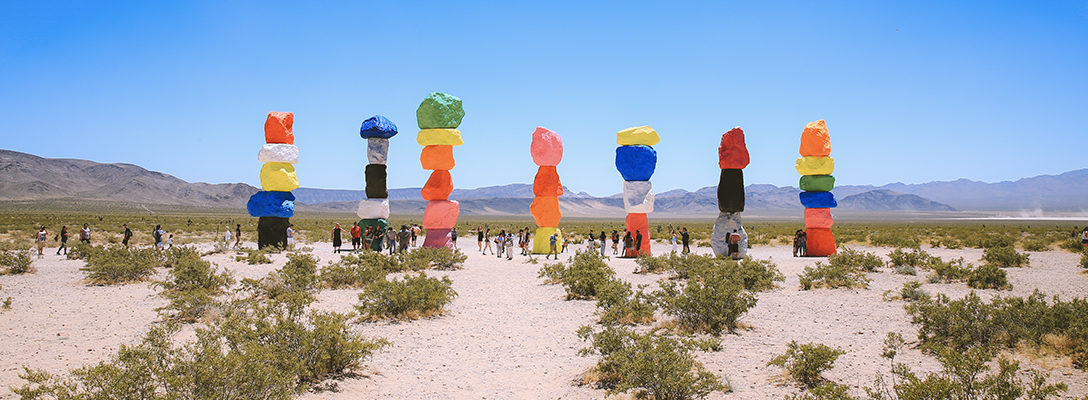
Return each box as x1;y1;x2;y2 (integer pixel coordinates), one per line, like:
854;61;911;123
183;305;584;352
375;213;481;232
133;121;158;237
530;127;563;166
422;200;460;229
804;208;834;229
423;228;454;248
718;126;750;169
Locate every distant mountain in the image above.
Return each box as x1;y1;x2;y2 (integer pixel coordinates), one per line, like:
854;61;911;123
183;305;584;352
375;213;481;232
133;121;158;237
0;149;256;207
294;184;591;204
837;189;956;211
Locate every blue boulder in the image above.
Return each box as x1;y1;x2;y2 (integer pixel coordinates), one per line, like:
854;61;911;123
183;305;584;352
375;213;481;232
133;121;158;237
799;191;837;208
248;191;295;218
359;115;398;139
615;145;657;181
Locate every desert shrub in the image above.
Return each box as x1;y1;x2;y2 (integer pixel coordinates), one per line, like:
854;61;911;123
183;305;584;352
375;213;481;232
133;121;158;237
646;253;782;292
0;249;34;275
80;246;164;285
577;326;729;399
787;381;856;400
886;248;937;269
663;254;721;280
828;248;884;272
963;233;1016;249
240;253;320;310
933;238;964;249
799;262;870;290
400;246;467;271
355;272;457;320
767;341;845;388
65;242;97;260
319;255;389;289
1060;239;1084;252
727;257;785;292
236;249;273;265
893;264;916;275
869;232;920;248
927;257;972;283
905;291;1088;368
865;333;1067;400
634;254;672;274
1081;250;1088;270
536;262;565;284
885;281;929;303
155;252;234;322
595;279;657;325
1021;237;1051;252
966;264;1011;290
162;246;201;268
539;251;616;300
655;267;756;335
982;245;1030;268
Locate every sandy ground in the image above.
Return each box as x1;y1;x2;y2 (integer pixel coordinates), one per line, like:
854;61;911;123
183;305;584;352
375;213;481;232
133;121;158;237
1;241;1086;399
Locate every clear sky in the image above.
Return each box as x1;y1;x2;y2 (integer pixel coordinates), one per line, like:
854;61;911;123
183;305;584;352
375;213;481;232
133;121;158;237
2;1;1086;196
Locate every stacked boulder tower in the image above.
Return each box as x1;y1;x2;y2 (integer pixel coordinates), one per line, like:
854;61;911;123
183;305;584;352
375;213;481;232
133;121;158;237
416;92;464;248
357;115;398;250
796;119;837;256
710;127;750;258
249;111;299;249
615;126;659;256
529;127;564;254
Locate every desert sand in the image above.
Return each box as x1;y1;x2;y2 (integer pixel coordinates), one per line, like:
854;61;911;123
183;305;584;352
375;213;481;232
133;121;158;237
1;241;1086;399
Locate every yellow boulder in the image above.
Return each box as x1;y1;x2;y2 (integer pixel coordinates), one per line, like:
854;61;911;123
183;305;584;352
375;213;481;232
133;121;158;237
617;126;660;146
417;129;464;146
260;162;299;192
532;227;563;254
795;156;834;176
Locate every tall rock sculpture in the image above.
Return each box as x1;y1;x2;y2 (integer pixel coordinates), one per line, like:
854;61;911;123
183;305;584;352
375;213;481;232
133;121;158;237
416;92;464;248
615;126;658;256
797;119;837;256
249;111;299;249
357;115;397;250
711;127;749;258
530;127;564;253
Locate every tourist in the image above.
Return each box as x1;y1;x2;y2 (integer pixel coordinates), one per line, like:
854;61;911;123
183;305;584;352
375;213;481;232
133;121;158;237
477;227;484;251
80;223;91;244
234;224;242;248
634;230;643;255
224;226;231;245
1082;227;1088;248
792;230;801;257
728;229;741;260
482;228;493;255
505;232;514;260
411;225;419;247
612;230;620;255
351;223;362;252
153;225;166;251
496;231;505;258
599;230;607;257
451;227;458;248
35;226;47;256
385;226;397;255
168;233;174;249
286;224;295;247
798;230;808;257
546;232;559;260
397;225;411;253
623;231;633;257
671;231;678;254
681;228;690;254
331;223;344;253
56;226;69;255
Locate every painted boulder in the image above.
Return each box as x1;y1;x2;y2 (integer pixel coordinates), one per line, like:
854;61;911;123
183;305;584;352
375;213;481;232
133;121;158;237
799;175;835;192
717;169;745;213
617;126;660;146
622;180;654;214
420;145;455;170
247;191;295;218
799;191;837;208
533;166;564;197
257;216;290;249
530;127;563;166
359;115;398;139
710;211;748;258
423;228;454;248
805;227;837;256
264;111;294;144
615;145;657;181
795;156;835;176
422;200;460;229
799;119;831;157
258;143;299;164
356;198;391;219
421;170;453;200
367;138;390;165
259;162;299;192
718;127;750;169
804;208;834;229
530;196;562;227
416;92;465;129
417;129;464;146
624;213;651;256
532;227;563;254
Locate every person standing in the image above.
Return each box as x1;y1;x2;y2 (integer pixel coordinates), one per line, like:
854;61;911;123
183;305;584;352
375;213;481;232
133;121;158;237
234;224;242;248
350;223;362;253
153;225;166;251
56;226;69;255
505;233;514;260
612;230;620;255
1081;227;1088;248
798;230;808;257
599;231;607;257
397;225;411;253
728;229;741;260
681;228;690;254
286;224;295;248
671;231;678;254
331;223;344;253
80;223;91;244
35;226;48;256
121;224;133;248
168;233;174;250
476;227;484;252
634;230;643;255
495;231;505;258
385;226;397;255
622;231;633;257
546;232;559;260
450;227;458;248
224;226;232;245
410;225;419;247
482;228;493;255
792;230;801;257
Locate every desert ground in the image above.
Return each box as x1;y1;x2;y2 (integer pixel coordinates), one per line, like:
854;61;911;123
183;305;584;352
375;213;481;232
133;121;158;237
1;239;1086;399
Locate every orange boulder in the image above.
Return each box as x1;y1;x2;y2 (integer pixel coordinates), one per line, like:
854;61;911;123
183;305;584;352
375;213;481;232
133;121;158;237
420;145;455;170
805;228;837;256
533;166;564;197
799;119;830;157
530;196;562;227
625;213;651;256
265;111;294;144
804;208;834;229
421;170;453;200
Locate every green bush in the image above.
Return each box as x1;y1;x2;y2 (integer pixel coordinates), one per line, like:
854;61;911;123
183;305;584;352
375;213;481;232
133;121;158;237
155;251;234;322
633;254;672;274
1021;237;1051;252
356;272;457;320
1060;239;1085;252
656;266;756;335
538;251;616;300
639;253;783;292
1081;250;1088;270
240;253;320;312
869;232;921;248
893;264;916;275
577;326;729;399
982;246;1030;268
768;341;845;388
799;262;870;290
827;248;884;272
927;257;972;283
963;233;1016;249
236;249;273;265
595;279;657;326
727;257;785;292
319;255;389;289
886;248;937;269
885;281;929;303
400;247;467;271
787;382;856;400
162;246;202;268
966;264;1011;290
79;246;164;285
0;249;34;275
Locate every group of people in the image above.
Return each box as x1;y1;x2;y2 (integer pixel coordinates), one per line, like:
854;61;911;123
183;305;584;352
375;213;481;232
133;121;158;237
470;226;693;260
792;229;808;257
477;227;533;259
1077;226;1088;248
32;223;172;257
331;223;419;254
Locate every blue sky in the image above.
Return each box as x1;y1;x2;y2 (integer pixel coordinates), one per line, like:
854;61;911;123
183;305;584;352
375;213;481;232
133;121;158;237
2;1;1086;196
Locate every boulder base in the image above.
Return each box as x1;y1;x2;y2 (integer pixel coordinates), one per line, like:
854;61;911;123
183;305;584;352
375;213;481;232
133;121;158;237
359;115;399;139
625;213;651;256
258;144;299;164
423;228;454;248
805;228;837;256
356;199;390;219
615;145;657;181
367;138;390;165
717;169;745;213
530;127;564;166
257;216;290;249
718;127;750;169
796;156;835;176
533;167;563;197
359;218;389;251
421;170;453;200
799;191;837;208
365;164;388;199
422;200;460;229
710;212;748;258
617;126;660;146
416;92;465;129
622;181;654;213
532;227;563;254
800;120;831;157
530;196;562;227
420;145;455;170
417;129;464;146
804;208;834;229
799;175;835;192
264;111;294;144
247;191;295;218
259;162;299;192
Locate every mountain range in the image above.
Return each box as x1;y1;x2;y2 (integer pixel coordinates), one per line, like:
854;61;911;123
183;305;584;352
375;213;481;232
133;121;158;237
2;149;1084;216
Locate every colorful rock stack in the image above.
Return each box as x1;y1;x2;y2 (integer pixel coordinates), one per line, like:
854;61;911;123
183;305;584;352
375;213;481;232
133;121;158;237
357;115;398;250
416;92;464;248
529;127;564;254
796;119;837;256
249;111;299;249
711;127;750;258
615;126;659;256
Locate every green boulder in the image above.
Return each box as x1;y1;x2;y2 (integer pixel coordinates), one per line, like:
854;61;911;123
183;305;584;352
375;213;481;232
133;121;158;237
416;92;465;129
799;175;835;192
